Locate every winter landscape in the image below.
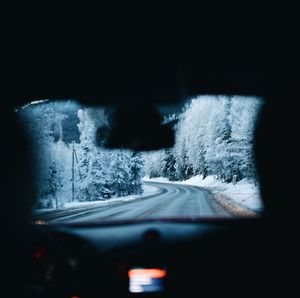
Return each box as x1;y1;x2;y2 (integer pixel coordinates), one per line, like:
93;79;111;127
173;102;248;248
18;95;263;222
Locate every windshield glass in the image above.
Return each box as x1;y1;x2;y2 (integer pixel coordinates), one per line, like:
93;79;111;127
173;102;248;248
17;96;263;224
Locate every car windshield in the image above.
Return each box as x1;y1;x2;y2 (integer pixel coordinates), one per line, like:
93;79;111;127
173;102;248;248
17;96;264;224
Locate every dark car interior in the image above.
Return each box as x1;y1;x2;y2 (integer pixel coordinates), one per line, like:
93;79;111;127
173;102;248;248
2;2;300;297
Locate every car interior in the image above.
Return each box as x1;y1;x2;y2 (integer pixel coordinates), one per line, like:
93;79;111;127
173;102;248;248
2;3;300;298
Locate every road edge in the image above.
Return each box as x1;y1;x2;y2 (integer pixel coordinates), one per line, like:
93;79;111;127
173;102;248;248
209;190;260;217
33;183;165;223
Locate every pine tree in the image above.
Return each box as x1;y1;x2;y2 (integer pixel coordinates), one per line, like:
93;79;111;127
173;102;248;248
129;152;144;195
204;96;234;182
44;161;62;208
107;151;131;196
161;149;177;181
143;95;261;184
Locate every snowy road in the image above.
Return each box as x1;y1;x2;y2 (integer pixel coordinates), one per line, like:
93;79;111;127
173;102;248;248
36;182;231;223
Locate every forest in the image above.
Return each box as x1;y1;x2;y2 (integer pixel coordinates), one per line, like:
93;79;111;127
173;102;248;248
18;101;144;208
144;95;261;183
18;96;261;209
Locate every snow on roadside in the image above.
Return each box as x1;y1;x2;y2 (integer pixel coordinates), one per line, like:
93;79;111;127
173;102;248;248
143;175;263;213
142;176;170;183
34;184;160;214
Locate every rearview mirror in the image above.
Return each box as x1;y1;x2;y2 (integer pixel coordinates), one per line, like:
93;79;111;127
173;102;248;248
98;104;175;151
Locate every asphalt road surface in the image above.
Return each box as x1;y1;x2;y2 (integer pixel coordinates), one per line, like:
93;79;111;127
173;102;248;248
36;181;231;223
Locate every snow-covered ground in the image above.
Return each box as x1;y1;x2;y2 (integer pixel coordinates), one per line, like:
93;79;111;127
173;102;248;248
34;184;160;214
143;175;263;213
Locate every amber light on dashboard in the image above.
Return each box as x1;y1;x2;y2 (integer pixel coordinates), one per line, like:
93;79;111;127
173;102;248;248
128;269;166;279
35;219;47;225
128;268;167;293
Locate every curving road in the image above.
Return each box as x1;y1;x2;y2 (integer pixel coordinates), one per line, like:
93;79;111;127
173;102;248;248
36;182;231;223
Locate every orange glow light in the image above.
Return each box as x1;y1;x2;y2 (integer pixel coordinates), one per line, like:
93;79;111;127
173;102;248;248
128;268;167;279
35;219;47;225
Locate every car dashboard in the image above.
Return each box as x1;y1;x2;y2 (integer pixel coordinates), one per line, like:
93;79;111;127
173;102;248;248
27;219;294;298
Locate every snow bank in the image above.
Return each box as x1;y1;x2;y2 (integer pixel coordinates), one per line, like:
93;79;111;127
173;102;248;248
221;180;262;212
143;175;263;213
183;176;263;213
142;176;171;183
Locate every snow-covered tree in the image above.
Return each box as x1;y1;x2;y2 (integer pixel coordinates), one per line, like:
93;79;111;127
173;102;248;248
161;149;177;181
143;95;261;184
143;150;165;178
174;96;216;178
18;101;76;208
76;108;110;200
76;107;144;201
228;96;262;182
18;101;146;208
128;152;144;195
204;96;233;182
45;161;63;209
